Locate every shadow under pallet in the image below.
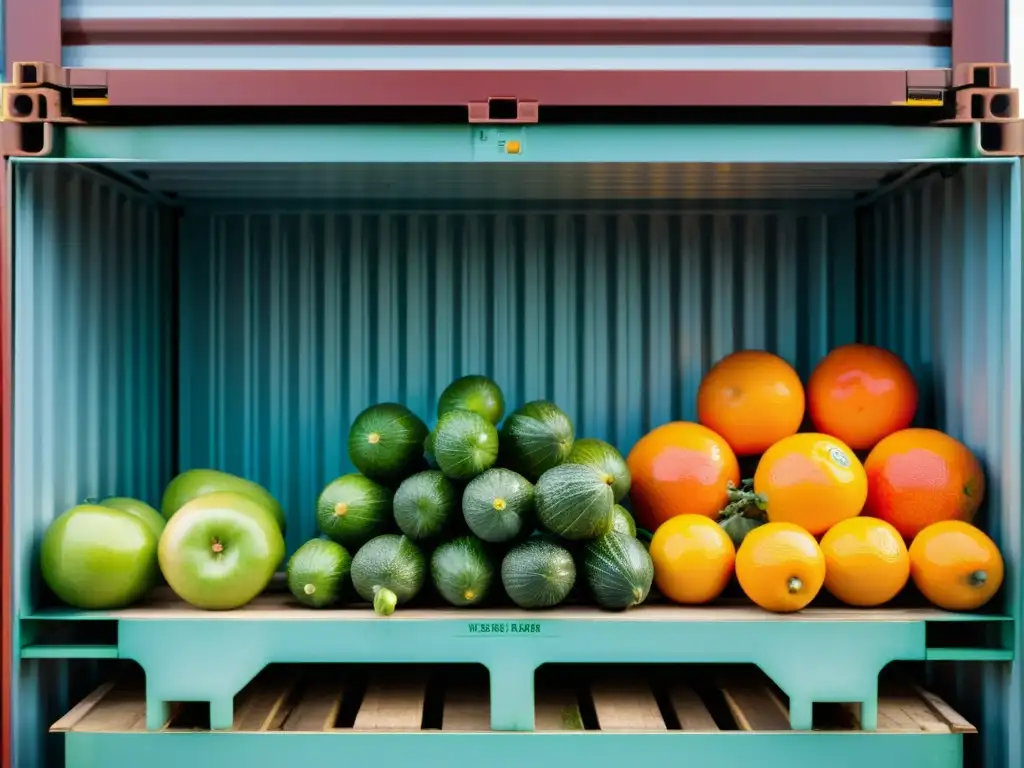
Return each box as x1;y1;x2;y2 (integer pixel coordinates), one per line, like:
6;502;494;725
24;588;1011;741
52;663;973;768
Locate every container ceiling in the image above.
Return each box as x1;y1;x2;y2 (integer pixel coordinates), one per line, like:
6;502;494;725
93;162;926;202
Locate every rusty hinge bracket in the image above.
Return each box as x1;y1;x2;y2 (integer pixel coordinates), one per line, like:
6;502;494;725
932;63;1024;156
468;98;539;124
0;62;109;157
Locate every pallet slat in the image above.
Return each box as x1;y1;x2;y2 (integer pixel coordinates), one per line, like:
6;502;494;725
535;685;583;731
718;675;791;732
353;672;427;731
282;674;346;732
234;669;298;732
665;681;719;732
590;677;667;731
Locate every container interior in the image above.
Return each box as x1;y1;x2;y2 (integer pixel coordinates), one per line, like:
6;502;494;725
7;145;1022;767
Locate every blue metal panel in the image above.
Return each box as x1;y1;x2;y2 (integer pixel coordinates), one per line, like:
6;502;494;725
62;44;949;72
178;208;857;553
10;162;176;768
859;162;1023;768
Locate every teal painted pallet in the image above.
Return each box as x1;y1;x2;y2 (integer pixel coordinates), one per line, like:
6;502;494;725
28;589;1011;734
52;663;972;768
59;729;967;768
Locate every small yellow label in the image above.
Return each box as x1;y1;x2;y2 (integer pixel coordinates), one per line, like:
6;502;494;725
506;140;522;154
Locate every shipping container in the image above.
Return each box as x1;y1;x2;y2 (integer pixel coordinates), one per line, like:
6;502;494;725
0;0;1012;111
1;123;1021;768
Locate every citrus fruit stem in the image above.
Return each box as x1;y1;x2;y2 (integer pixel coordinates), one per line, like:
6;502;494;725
787;577;803;594
720;484;768;521
372;585;398;616
969;570;988;587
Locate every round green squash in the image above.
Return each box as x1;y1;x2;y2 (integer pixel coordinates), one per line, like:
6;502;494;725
583;531;654;611
286;538;352;608
566;438;632;503
393;470;457;542
316;474;393;549
499;401;575;482
432;409;500;481
501;538;576;610
348;403;429;486
610;505;637;537
350;534;426;616
461;468;535;543
438;375;506;425
430;536;494;607
535;464;614;541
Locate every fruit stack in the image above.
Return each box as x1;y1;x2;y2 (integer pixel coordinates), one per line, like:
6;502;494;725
288;375;651;615
37;345;1005;617
638;344;1004;614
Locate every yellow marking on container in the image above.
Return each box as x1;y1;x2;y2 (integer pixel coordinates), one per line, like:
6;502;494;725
893;98;944;107
72;97;110;107
506;140;522;154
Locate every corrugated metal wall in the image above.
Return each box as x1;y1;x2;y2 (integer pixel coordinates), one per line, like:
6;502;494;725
10;162;176;768
859;162;1023;768
178;207;858;552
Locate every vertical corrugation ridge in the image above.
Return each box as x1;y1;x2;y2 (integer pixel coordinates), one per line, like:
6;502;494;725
860;163;1021;768
11;163;175;768
179;207;856;549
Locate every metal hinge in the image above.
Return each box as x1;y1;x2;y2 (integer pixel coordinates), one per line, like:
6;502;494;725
0;62;109;157
936;63;1024;157
468;98;539;124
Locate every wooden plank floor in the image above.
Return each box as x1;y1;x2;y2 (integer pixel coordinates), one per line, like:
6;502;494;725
53;664;977;735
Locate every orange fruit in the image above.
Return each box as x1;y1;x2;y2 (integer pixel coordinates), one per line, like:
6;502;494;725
697;350;805;456
819;518;909;607
649;514;735;604
807;343;918;450
736;522;825;613
909;521;1003;611
750;433;867;536
626;422;740;532
864;428;985;540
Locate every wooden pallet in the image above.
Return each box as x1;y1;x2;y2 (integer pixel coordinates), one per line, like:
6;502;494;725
51;665;976;735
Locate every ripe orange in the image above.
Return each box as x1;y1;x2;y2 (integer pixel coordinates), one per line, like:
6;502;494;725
819;518;909;607
807;343;918;450
736;522;825;613
750;433;867;536
864;428;985;540
649;514;735;605
696;350;805;456
626;422;740;532
909;521;1003;611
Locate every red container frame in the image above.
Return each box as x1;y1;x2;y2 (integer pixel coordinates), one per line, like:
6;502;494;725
2;0;1009;109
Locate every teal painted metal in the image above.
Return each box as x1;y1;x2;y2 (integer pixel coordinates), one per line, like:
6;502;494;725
61;732;965;768
9;162;176;768
4;134;1021;768
116;614;924;732
859;162;1024;768
54;124;976;165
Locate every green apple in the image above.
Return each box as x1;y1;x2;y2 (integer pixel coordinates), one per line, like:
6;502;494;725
99;496;166;540
161;468;286;533
41;504;159;609
158;491;285;610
